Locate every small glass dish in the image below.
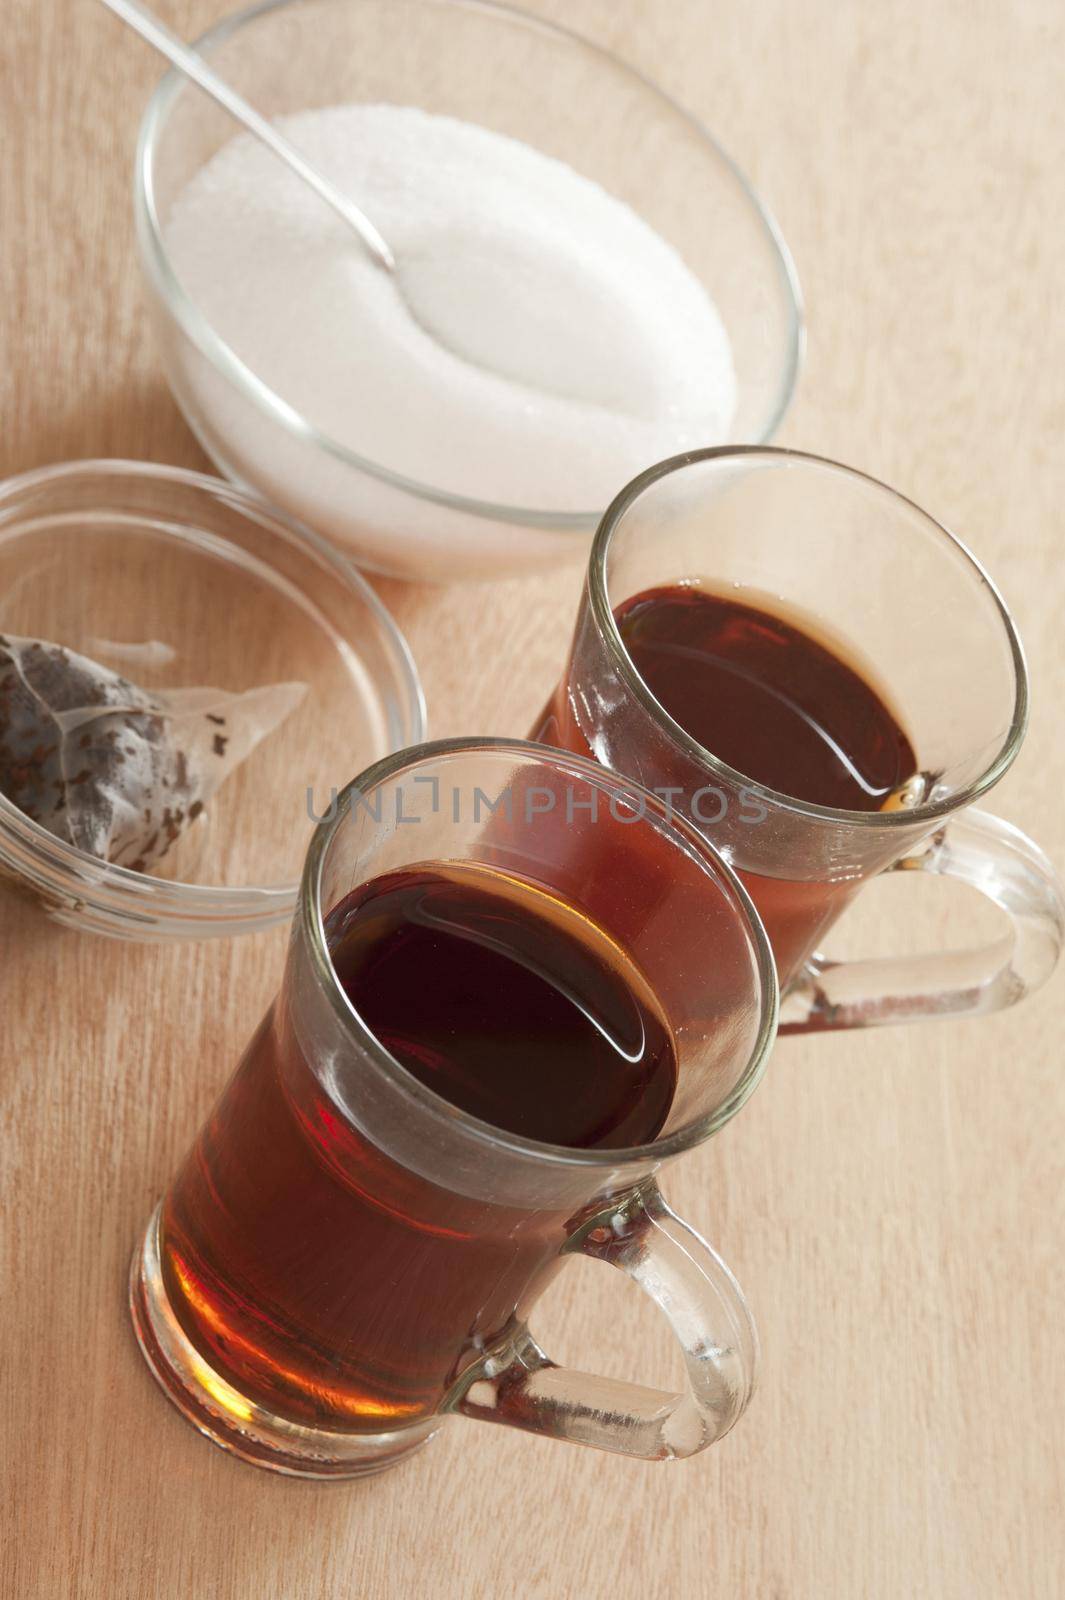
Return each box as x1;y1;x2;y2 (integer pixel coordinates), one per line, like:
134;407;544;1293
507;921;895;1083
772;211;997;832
135;0;804;582
0;460;425;941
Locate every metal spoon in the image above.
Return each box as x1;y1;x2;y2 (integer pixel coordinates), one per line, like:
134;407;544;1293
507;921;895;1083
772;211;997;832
100;0;395;273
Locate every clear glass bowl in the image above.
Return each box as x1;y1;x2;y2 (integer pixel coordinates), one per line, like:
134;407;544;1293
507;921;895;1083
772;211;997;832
0;461;425;940
135;0;804;582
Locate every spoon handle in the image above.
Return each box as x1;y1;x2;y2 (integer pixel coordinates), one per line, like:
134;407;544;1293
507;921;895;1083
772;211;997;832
100;0;395;272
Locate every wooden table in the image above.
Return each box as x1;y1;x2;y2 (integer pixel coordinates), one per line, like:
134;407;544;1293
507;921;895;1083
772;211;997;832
3;2;1063;1594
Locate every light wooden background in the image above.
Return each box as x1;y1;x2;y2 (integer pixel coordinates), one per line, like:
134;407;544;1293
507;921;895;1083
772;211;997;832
3;2;1063;1596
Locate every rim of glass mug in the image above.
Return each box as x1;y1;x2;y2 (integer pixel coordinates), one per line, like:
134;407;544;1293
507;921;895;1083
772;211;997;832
299;736;780;1169
135;0;805;530
588;444;1028;828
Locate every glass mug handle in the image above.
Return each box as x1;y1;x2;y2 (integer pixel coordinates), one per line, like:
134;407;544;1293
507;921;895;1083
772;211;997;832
781;808;1065;1033
447;1180;757;1460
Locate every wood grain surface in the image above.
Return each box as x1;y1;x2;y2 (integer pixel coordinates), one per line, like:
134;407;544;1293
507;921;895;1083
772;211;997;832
2;2;1063;1596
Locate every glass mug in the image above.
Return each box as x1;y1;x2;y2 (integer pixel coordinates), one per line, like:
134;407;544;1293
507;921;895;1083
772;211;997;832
534;447;1064;1031
131;740;778;1476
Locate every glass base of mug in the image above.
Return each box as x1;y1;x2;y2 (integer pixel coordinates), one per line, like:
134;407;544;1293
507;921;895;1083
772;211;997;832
129;1205;442;1478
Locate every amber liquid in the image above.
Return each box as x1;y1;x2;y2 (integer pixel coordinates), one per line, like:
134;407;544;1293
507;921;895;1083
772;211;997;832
534;586;917;986
160;862;676;1430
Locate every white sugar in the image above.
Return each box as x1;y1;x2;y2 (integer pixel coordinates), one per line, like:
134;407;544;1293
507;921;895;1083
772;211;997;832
166;104;737;519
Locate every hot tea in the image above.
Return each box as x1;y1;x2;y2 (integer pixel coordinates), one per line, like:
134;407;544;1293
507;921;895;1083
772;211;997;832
134;738;776;1473
158;861;677;1430
326;862;677;1147
535;584;919;984
614;587;916;812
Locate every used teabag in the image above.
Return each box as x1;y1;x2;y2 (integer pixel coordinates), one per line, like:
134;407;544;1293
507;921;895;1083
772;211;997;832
0;634;306;872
